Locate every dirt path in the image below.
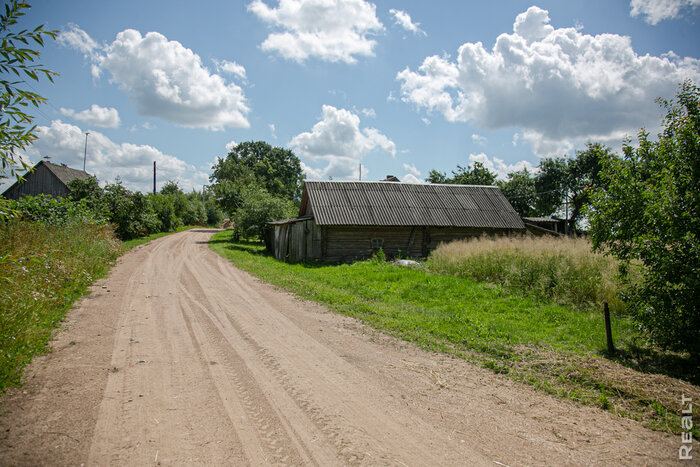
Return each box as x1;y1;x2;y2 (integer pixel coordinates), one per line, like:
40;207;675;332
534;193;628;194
0;229;680;465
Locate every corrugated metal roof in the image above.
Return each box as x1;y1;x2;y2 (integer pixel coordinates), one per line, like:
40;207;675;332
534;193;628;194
302;181;526;229
43;161;92;185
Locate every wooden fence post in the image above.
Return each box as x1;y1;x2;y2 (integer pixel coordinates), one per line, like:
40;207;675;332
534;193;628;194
604;302;615;355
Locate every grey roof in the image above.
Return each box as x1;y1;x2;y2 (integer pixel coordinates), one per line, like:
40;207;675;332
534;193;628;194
42;161;92;185
300;181;525;229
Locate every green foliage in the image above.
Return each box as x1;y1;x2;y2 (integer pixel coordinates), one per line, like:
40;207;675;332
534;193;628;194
6;194;107;226
233;185;296;241
205;198;224;226
588;80;700;357
426;161;497;185
0;220;121;391
102;181;159;240
0;0;58;180
150;193;179;232
210;141;304;215
499;169;537;216
534;143;612;231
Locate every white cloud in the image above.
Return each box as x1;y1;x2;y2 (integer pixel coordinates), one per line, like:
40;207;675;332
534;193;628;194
214;59;248;81
290;105;395;180
471;133;487;145
630;0;700;24
468;153;535;180
225;140;238;152
57;23;98;56
60;104;121;128
512;132;520;147
361;107;376;118
248;0;383;64
21;120;208;192
401;173;422;184
396;6;700;157
61;26;250;130
402;162;420;177
389;9;426;36
269;123;277;139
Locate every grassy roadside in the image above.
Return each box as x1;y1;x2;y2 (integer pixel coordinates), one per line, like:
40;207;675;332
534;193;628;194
209;231;699;435
0;223;198;394
0;222;122;392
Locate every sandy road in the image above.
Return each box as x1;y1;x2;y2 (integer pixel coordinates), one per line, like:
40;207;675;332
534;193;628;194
0;229;679;465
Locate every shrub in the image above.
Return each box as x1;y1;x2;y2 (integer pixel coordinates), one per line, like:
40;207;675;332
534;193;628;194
7;194;106;226
588;80;700;357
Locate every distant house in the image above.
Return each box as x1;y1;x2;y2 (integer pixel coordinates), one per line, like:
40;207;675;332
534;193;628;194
1;161;92;200
270;180;526;262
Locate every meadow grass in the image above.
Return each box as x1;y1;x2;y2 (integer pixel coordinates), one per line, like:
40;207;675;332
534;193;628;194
0;221;122;392
210;231;699;434
428;235;626;312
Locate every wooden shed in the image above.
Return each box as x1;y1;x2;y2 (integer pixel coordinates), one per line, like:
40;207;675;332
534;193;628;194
270;181;526;262
1;161;92;200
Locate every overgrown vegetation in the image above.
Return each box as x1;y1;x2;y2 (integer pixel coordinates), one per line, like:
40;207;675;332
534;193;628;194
66;177;223;240
589;80;700;359
210;232;698;434
0;220;121;392
428;235;626;312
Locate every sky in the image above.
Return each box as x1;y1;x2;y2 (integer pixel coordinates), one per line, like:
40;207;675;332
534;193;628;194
2;0;700;194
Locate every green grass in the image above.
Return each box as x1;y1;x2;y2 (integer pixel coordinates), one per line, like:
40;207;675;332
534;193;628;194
122;225;198;249
209;231;699;434
428;235;627;312
0;221;122;392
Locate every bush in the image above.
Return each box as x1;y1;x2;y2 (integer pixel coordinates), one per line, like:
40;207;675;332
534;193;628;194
588;80;700;357
7;194;106;226
233;186;296;241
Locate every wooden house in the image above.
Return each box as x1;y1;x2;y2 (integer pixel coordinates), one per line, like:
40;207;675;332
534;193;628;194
270;181;526;262
1;161;92;200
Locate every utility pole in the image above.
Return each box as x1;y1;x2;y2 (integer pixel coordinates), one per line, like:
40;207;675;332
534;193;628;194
83;131;90;171
153;161;157;194
564;188;570;236
359;163;362;181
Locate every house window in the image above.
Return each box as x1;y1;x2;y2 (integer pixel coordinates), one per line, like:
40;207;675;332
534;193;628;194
371;238;383;249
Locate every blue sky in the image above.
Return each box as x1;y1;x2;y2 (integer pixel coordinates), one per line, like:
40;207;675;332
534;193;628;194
3;0;700;193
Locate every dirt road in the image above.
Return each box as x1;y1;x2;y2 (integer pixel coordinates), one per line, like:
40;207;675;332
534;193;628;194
0;229;679;465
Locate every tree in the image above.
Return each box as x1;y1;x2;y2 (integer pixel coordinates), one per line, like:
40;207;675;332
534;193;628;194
425;162;497;186
534;143;613;231
499;169;536;216
233;185;296;244
588;80;700;357
0;0;57;179
210;141;304;215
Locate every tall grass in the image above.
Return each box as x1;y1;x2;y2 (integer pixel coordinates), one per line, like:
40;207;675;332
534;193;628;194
0;221;122;391
428;235;626;312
